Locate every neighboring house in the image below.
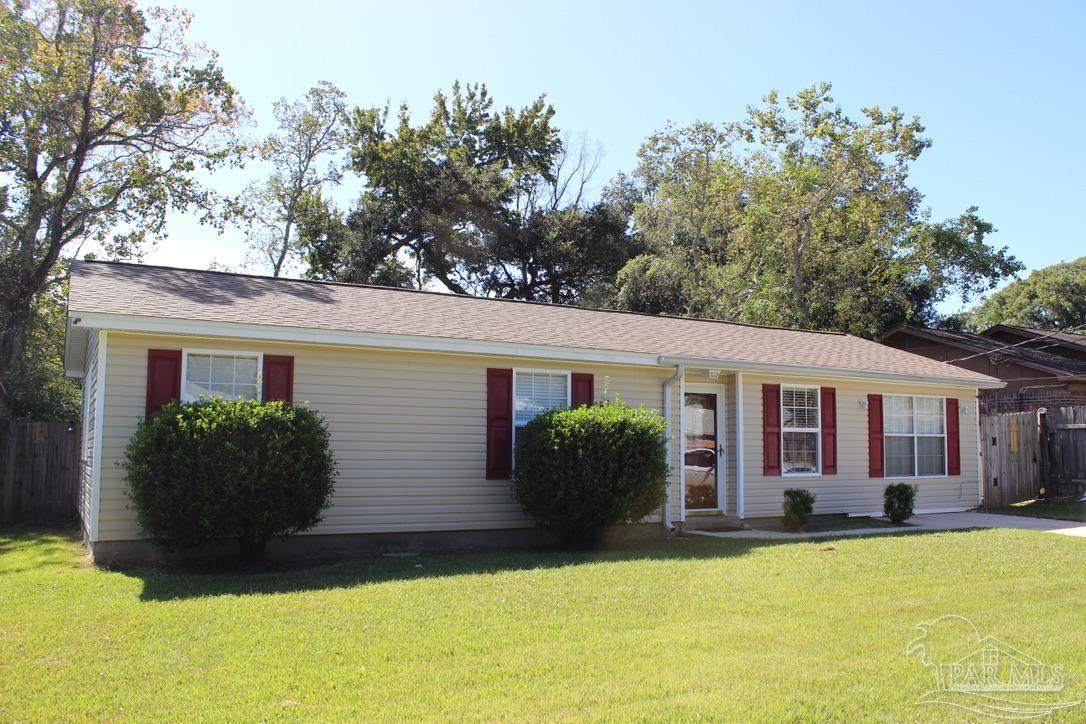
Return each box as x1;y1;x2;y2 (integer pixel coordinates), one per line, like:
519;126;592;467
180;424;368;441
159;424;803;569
881;325;1086;413
983;324;1086;362
65;261;1002;562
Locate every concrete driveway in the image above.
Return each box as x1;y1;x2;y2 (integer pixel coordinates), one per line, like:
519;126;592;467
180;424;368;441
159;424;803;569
689;511;1086;541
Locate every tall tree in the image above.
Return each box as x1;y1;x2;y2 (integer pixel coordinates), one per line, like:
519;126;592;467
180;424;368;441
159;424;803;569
238;81;347;276
0;0;244;415
615;84;1022;337
0;263;79;420
304;84;642;303
968;257;1086;331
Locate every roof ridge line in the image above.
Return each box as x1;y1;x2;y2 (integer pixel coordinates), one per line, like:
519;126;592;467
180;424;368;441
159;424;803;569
72;259;850;337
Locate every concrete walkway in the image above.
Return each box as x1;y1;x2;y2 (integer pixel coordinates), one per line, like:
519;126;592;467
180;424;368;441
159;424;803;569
688;512;1086;541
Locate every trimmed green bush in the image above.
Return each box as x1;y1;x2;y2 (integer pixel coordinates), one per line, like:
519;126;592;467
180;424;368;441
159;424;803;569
511;400;668;545
782;488;816;531
884;483;917;523
124;399;336;560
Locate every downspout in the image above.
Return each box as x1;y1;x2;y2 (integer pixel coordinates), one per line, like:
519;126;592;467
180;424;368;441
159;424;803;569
661;359;684;531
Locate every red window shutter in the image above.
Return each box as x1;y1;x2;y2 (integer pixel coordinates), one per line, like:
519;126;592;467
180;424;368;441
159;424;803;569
946;397;961;475
145;349;182;418
486;368;513;480
868;394;884;478
571;373;594;407
820;387;837;475
762;384;781;476
263;355;295;405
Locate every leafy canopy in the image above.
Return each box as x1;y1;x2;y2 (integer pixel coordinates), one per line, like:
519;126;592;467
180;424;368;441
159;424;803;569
301;83;643;303
0;0;245;415
968;257;1086;331
615;84;1021;337
235;81;347;276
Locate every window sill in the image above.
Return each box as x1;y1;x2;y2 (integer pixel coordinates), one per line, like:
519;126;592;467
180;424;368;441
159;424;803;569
884;474;950;480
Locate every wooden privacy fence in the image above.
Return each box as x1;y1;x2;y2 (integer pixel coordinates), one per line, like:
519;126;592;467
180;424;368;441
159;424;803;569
1043;407;1086;496
1;420;81;524
980;410;1043;508
980;406;1086;507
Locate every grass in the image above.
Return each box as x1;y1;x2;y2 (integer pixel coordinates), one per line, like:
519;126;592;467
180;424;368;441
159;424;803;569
989;497;1086;522
755;514;905;533
2;527;1085;721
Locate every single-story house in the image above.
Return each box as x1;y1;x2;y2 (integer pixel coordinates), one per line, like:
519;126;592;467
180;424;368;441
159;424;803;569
881;325;1086;413
65;261;1003;562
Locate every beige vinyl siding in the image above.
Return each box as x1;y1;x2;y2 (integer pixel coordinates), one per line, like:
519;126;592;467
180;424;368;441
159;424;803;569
78;330;99;537
740;374;980;518
96;332;676;541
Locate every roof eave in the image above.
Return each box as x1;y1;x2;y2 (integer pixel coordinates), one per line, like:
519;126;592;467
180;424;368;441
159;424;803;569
71;310;1004;390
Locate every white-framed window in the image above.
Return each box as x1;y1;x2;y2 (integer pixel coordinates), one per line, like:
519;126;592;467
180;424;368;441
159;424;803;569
181;350;262;402
512;369;570;452
884;395;946;477
782;385;820;475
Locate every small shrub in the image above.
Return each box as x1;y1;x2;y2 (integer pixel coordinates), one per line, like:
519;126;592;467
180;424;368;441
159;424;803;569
884;483;917;523
511;400;668;545
124;399;336;561
782;488;816;531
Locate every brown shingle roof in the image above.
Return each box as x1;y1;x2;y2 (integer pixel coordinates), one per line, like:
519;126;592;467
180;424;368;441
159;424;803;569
68;260;999;386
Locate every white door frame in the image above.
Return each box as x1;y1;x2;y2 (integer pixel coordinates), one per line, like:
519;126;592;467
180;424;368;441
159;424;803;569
683;382;727;515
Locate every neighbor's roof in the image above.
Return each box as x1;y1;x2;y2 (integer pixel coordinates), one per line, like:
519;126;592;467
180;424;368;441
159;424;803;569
67;260;1001;387
884;325;1086;379
981;324;1086;352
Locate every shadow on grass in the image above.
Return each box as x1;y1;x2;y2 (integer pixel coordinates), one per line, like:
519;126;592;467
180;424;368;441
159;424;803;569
127;527;971;602
0;525;978;601
0;526;83;575
126;536;772;601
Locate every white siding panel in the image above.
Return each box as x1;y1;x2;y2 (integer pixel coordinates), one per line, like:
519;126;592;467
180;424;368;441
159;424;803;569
739;374;981;518
78;330;99;537
97;333;672;541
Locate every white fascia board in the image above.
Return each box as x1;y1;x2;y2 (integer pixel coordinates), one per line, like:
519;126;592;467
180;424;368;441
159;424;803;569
63;314;88;378
70;312;663;368
658;355;1005;390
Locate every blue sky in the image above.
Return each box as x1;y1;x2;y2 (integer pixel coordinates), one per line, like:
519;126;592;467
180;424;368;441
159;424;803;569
147;0;1085;312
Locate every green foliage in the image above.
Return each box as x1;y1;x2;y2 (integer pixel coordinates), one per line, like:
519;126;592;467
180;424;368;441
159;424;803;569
511;401;668;545
614;84;1021;337
124;399;336;560
969;257;1086;331
303;83;642;303
782;488;816;531
883;483;917;524
0;275;79;421
235;82;348;276
0;0;244;415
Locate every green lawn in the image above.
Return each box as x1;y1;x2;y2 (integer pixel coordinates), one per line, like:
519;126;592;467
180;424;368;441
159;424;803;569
2;528;1085;721
990;497;1086;522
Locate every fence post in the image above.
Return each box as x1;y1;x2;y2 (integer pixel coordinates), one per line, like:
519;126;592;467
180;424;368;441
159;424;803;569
1;419;14;524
